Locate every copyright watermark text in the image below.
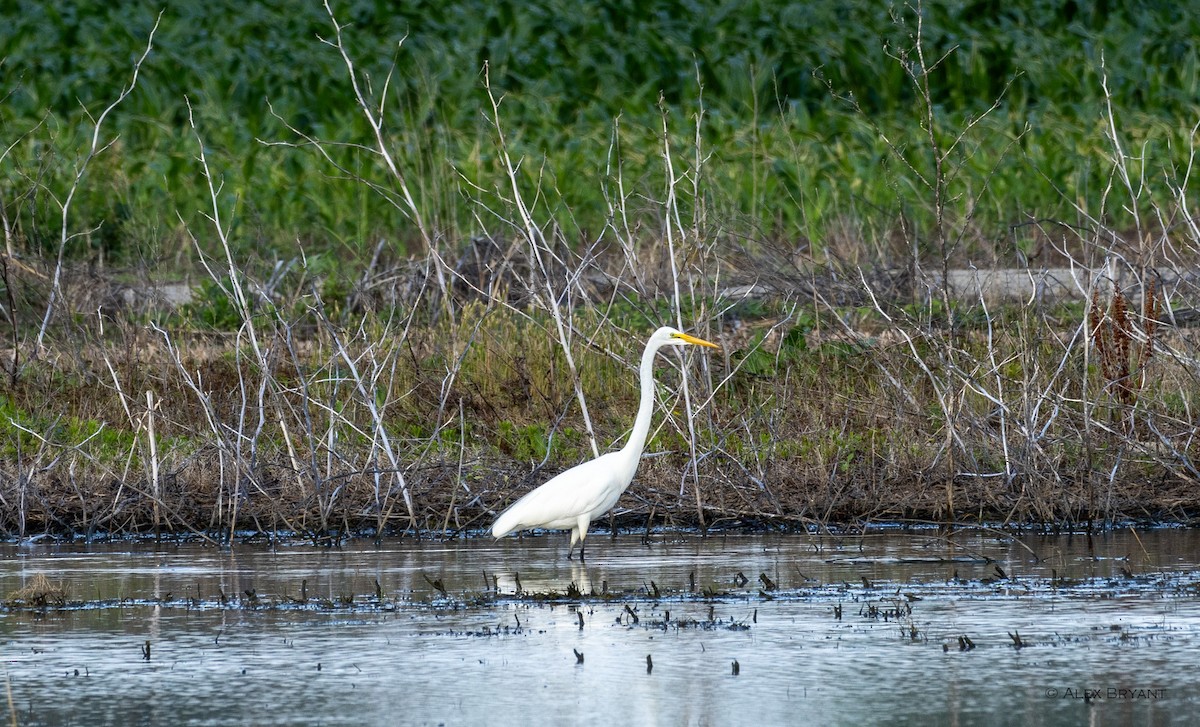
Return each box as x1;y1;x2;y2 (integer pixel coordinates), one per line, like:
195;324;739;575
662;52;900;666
1045;687;1167;701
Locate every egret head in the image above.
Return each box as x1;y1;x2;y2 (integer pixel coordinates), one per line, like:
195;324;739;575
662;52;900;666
653;326;720;349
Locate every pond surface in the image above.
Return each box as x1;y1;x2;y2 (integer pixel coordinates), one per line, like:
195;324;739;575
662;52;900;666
2;528;1198;726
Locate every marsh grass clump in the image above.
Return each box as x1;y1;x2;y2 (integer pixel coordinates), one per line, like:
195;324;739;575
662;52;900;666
6;574;68;608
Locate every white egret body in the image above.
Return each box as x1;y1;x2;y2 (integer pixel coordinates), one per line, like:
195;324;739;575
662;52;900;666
491;327;719;559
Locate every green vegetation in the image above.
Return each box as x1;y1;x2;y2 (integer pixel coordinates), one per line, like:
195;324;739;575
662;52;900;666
1;0;1198;263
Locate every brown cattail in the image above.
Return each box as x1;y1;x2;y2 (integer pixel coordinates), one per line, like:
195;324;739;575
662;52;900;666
1111;291;1133;404
1112;291;1130;372
1141;280;1158;367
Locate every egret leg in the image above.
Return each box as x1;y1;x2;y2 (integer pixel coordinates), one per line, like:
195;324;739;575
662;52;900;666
567;528;579;561
576;515;591;562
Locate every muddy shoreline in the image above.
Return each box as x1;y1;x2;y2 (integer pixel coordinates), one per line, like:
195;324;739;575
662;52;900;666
4;461;1197;543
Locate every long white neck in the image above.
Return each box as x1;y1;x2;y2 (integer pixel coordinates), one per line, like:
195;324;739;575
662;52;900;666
621;337;666;458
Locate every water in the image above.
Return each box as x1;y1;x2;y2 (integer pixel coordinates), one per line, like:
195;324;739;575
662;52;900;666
2;529;1198;726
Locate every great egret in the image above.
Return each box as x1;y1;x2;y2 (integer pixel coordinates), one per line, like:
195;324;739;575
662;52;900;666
491;326;719;559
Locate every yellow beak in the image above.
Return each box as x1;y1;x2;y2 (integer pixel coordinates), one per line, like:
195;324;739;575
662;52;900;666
673;332;720;349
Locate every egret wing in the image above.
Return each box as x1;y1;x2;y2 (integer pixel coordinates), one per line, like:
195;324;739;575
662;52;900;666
492;452;628;536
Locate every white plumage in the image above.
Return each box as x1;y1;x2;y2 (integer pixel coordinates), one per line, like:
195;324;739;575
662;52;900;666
491;326;719;559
